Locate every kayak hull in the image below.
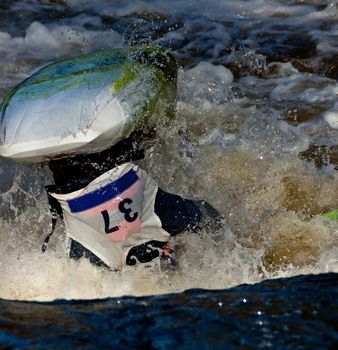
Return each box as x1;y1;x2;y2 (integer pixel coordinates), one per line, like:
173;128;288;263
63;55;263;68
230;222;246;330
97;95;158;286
0;47;177;162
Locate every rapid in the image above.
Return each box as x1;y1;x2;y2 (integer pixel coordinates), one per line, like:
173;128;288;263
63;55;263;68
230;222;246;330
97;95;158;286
0;0;337;348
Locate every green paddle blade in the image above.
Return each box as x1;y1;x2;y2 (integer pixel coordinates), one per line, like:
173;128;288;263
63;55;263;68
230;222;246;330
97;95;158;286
321;209;338;221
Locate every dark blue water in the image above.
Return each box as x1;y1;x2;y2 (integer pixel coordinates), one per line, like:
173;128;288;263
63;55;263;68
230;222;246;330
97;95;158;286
1;273;338;349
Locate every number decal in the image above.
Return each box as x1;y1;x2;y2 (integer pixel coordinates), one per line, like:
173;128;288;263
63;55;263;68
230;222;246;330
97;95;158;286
101;198;138;234
101;210;119;234
119;198;138;222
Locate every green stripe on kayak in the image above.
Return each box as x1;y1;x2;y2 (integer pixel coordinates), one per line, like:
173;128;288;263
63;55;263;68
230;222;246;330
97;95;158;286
112;64;140;93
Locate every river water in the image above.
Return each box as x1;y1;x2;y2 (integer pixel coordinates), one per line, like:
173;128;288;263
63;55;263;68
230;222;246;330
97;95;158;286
0;0;337;348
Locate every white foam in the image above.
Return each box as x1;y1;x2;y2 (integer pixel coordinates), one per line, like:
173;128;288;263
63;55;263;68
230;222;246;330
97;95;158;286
179;63;233;104
1;0;338;302
270;73;336;102
21;21;122;56
1;207;337;302
324;103;338;129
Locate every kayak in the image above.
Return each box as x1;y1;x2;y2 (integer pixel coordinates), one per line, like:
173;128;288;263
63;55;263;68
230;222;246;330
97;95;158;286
0;46;177;162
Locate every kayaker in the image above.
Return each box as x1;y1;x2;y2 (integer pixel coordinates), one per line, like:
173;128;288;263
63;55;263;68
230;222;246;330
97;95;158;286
0;46;223;270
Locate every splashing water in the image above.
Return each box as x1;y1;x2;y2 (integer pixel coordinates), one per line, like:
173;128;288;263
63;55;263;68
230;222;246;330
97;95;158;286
0;0;337;301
